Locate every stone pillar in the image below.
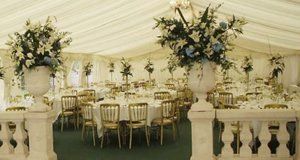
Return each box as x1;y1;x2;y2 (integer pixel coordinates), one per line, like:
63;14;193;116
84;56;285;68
25;109;57;160
295;110;300;160
188;100;215;160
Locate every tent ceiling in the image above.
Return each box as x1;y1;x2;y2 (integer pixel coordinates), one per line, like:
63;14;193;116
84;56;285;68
0;0;299;58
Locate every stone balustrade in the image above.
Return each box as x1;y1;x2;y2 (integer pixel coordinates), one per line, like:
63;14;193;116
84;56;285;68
0;109;57;160
188;100;300;160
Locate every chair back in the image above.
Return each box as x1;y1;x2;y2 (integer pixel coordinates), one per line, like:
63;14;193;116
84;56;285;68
165;83;175;90
207;91;215;107
81;103;94;121
5;106;26;112
154;91;171;100
218;92;233;105
128;103;148;123
105;83;116;88
84;89;96;97
264;104;288;109
161;100;176;119
100;103;120;124
61;96;77;111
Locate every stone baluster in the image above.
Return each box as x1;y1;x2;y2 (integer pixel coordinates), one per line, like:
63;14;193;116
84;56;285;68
221;121;234;157
239;121;252;157
258;121;271;158
0;121;13;154
276;121;290;158
13;120;29;157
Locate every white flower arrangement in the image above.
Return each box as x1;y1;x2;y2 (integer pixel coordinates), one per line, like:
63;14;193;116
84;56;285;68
154;3;246;71
6;17;72;76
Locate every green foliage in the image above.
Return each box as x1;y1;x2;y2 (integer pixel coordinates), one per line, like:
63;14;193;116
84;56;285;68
120;57;132;77
144;58;154;73
241;56;253;74
83;62;93;76
269;54;285;79
108;61;115;73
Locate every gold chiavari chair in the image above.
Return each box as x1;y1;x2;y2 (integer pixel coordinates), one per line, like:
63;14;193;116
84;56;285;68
5;106;27;132
77;93;90;127
105;83;116;89
81;103;97;146
43;97;53;109
152;100;177;145
111;87;120;95
165;83;176;90
5;106;26;112
246;92;263;101
60;96;78;132
255;77;264;84
264;104;288;135
71;89;78;95
154;91;172;100
138;82;147;89
131;81;139;88
99;103;121;148
207;91;216;108
127;103;150;149
125;92;136;99
218;92;234;107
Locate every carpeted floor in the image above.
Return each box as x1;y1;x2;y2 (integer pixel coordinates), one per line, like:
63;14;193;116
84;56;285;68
53;119;192;160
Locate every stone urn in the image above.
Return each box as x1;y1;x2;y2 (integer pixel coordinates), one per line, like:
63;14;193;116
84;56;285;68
24;66;51;112
188;62;216;110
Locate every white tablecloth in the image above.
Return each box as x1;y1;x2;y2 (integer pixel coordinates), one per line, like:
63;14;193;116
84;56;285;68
91;97;162;138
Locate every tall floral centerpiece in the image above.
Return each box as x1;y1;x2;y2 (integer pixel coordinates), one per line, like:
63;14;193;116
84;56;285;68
6;17;72;111
154;1;246;103
144;58;154;82
241;56;253;84
163;55;178;80
83;62;93;87
108;61;115;81
120;58;132;94
269;54;285;83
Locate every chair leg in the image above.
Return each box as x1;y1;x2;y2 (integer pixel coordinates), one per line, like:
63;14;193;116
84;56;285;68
117;127;121;149
61;116;64;132
81;124;85;141
129;127;133;149
176;121;180;139
101;129;105;148
172;122;176;141
160;125;163;146
73;114;77;130
145;126;149;147
92;126;96;147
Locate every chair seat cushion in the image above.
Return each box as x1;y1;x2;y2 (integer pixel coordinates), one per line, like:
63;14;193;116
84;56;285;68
152;118;173;125
126;121;146;128
85;121;97;126
103;123;118;129
62;111;74;116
